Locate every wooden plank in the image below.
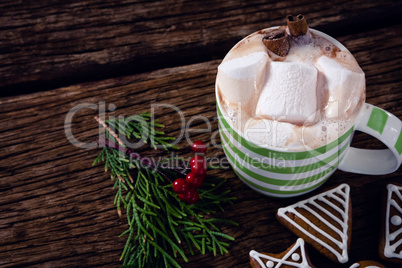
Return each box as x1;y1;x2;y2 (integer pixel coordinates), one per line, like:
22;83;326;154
1;0;401;93
0;25;401;267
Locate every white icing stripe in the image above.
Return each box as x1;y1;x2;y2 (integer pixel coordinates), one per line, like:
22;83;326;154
278;209;344;259
390;199;402;214
391;238;402;250
301;204;344;239
328;192;347;207
384;184;402;259
392;185;402;200
310;200;344;227
249;239;312;268
285;207;344;248
277;184;350;263
321;195;345;216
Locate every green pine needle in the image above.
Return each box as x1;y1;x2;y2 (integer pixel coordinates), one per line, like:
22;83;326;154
93;112;237;267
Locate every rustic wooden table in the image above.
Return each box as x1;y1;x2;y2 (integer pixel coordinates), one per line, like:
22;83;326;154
1;1;401;267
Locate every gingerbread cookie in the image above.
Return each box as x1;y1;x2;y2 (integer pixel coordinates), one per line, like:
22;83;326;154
249;238;315;268
379;183;402;265
276;184;352;263
349;260;385;268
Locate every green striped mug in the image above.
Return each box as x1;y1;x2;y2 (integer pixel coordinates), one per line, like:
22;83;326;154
216;29;402;198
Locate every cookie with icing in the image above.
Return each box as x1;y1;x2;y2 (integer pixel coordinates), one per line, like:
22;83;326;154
349;260;385;268
249;238;315;268
379;183;402;265
276;184;352;263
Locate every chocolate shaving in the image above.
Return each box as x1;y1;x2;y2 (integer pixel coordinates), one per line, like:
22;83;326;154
287;14;308;36
262;28;290;57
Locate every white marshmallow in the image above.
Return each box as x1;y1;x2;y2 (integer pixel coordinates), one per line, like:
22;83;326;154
317;56;365;118
245;118;294;148
256;61;318;124
217;51;268;104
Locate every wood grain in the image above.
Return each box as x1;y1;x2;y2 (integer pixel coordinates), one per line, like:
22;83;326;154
1;0;401;94
1;20;401;267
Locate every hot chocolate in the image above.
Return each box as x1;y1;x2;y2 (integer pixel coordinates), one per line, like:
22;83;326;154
217;15;366;151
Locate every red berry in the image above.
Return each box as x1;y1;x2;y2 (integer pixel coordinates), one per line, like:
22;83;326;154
186;172;204;188
190;154;206;166
172;178;191;193
179;189;199;204
191;158;206;178
178;193;185;201
192;140;207;154
187;190;199;204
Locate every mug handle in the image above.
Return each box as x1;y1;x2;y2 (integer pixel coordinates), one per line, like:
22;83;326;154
338;103;402;175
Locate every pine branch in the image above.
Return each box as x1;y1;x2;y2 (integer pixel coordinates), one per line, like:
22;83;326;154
93;113;237;267
95;116;125;147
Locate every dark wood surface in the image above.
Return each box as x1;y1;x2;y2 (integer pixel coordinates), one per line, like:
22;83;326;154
1;1;401;267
